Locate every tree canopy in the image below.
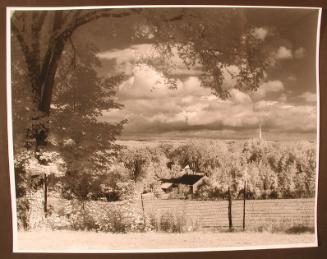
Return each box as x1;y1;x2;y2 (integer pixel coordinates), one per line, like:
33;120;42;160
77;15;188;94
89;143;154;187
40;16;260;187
11;8;273;152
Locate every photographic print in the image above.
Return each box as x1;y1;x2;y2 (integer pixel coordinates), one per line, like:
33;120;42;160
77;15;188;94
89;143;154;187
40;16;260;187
6;5;321;252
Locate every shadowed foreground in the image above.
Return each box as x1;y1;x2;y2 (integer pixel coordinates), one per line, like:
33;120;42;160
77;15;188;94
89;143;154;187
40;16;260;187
17;231;316;251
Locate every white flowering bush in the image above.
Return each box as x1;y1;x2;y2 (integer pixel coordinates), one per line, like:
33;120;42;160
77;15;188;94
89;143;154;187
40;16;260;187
62;200;147;233
14;150;67;230
115;181;136;200
45;213;71;230
69;209;98;231
25;151;66;177
147;211;192;233
24;190;47;230
16;197;30;230
91;201;146;233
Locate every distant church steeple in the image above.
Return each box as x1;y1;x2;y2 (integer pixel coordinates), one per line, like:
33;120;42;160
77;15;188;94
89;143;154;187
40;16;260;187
259;124;262;142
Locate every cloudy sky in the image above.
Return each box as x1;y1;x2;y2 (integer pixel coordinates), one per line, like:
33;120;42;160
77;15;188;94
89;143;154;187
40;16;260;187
79;8;319;141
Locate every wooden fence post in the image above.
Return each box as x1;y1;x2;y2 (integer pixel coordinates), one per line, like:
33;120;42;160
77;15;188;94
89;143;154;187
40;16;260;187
243;181;246;231
228;187;233;230
44;173;48;217
140;193;146;226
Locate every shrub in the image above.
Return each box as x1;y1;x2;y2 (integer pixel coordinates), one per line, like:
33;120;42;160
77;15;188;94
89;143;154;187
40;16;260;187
150;211;190;233
45;213;71;230
115;181;136;201
64;200;146;233
16;197;30;230
66;201;98;231
285;225;315;234
94;203;145;233
251;217;314;234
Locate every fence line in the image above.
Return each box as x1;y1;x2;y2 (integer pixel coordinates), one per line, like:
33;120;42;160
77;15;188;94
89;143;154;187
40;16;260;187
46;196;315;231
139;198;315;230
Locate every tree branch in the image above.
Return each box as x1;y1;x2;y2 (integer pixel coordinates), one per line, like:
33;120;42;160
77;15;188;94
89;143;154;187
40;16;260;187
68;36;77;69
163;14;184;22
54;9;141;42
39;12;64;85
31;13;47;74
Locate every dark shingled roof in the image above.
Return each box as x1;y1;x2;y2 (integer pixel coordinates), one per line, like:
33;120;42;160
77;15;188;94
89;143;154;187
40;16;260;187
176;174;204;185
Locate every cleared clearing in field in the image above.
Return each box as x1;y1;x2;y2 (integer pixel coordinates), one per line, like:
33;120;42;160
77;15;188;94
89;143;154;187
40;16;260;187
17;231;316;251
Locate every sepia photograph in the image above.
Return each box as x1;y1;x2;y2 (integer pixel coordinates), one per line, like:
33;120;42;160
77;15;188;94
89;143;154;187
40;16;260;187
6;5;321;252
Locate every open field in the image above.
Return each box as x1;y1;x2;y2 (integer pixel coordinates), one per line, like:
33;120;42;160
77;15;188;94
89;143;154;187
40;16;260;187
17;231;316;251
142;198;315;230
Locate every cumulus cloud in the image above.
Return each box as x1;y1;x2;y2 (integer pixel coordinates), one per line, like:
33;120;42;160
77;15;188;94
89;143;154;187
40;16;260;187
252;100;316;133
294;47;306;59
117;64;178;100
252;27;269;40
97;44;155;62
96;43;201;76
221;65;240;90
102;65;316;138
274;46;293;60
96;44;156;74
267;104;316;132
117;65;209;102
252;80;284;100
98;46;316;140
287;75;297;81
299;92;317;103
278;93;288;102
230;89;252;104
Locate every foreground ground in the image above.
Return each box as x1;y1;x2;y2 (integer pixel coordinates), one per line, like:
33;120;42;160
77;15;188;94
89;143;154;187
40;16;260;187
17;231;316;251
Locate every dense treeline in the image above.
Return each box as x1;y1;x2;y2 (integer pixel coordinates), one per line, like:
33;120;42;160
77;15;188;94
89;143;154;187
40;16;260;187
51;139;316;201
16;139;316;204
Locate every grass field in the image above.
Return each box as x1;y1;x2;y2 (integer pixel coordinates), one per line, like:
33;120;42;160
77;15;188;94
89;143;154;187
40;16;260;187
141;198;315;231
16;231;316;251
47;198;315;232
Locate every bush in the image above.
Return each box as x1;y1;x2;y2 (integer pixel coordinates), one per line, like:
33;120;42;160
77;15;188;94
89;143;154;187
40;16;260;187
95;203;145;233
149;211;193;233
17;197;30;230
114;181;136;201
252;217;314;233
285;225;314;234
67;202;98;231
45;212;71;230
64;200;146;233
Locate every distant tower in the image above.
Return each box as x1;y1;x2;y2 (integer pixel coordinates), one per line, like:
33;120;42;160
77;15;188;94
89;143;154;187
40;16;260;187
259;124;262;141
184;115;188;125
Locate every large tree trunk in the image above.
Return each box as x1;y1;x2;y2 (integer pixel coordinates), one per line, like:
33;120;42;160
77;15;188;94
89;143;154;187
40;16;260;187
15;12;66;152
26;40;66;151
20;13;67;219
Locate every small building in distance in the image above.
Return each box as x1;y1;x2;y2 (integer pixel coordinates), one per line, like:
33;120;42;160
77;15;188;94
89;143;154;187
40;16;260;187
160;165;206;198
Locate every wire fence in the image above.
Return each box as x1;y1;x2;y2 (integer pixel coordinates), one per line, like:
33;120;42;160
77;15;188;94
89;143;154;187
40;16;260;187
139;197;315;231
